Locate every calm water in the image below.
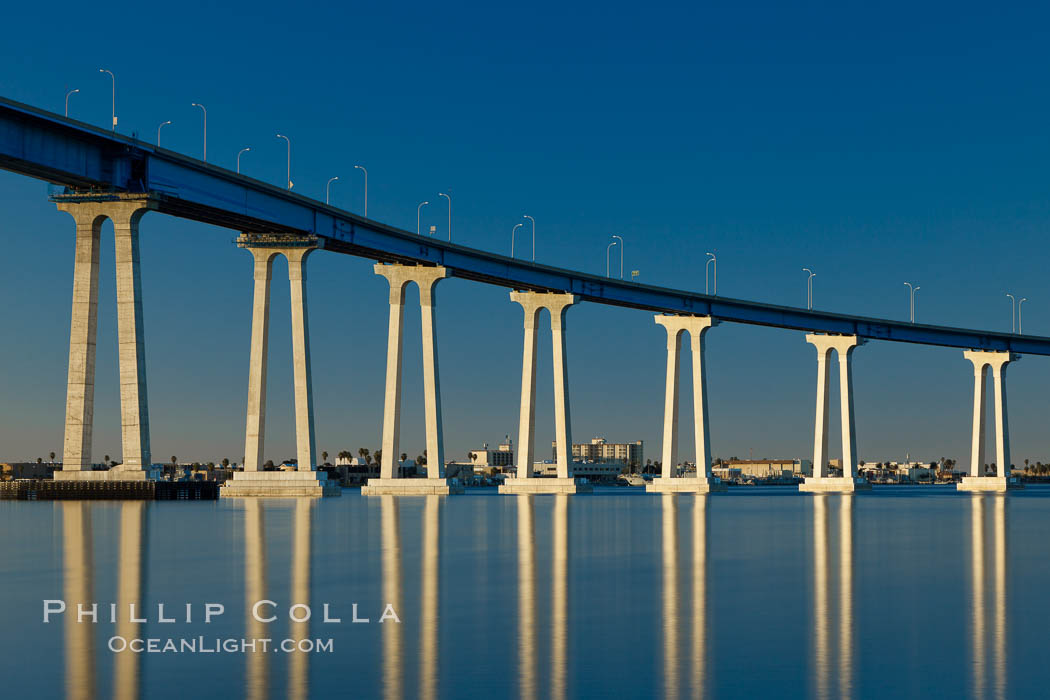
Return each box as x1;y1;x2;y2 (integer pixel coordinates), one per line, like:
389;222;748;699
1;486;1048;699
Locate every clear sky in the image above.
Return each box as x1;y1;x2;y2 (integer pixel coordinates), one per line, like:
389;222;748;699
1;1;1049;468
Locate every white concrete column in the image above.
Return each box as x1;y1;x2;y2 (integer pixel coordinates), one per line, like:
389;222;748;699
548;296;576;479
287;249;317;471
112;207;152;469
513;299;542;480
962;350;1018;481
56;207;104;471
417;269;449;478
837;345;859;479
689;320;715;479
374;264;449;480
243;249;277;472
991;359;1011;477
655;320;683;479
378;270;406;480
803;334;864;491
964;352;989;478
811;342;833;479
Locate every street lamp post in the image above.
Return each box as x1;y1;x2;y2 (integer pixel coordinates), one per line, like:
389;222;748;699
326;176;339;205
354;165;368;217
904;282;920;323
438;193;451;241
276;134;292;189
705;252;717;295
237;147;250;173
1019;297;1028;334
64;89;79;117
156;120;172;146
612;235;624;279
99;69;116;130
803;268;816;310
511;223;523;257
417;201;429;235
523;214;535;261
1006;293;1016;333
606;240;618;278
191;103;207;161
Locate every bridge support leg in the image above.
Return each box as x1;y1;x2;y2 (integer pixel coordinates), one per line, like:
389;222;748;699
363;264;461;495
958;350;1022;492
223;235;338;497
54;196;156;482
500;292;590;494
648;315;726;493
799;334;871;493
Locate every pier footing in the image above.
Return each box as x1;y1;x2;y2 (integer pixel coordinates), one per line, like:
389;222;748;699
956;476;1023;492
220;471;341;497
361;478;464;495
498;478;592;494
799;476;871;493
646;477;727;493
54;467;155;481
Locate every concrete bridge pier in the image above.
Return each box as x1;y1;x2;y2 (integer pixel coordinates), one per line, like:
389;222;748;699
647;315;726;493
958;351;1022;492
53;195;156;483
222;234;339;497
363;264;462;495
800;334;871;493
500;291;590;494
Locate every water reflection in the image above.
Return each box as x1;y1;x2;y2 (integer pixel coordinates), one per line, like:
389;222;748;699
970;494;1007;700
659;495;710;699
244;500;268;700
420;497;441;700
380;496;403;700
60;502;148;700
288;499;313;700
811;495;854;700
516;495;536;700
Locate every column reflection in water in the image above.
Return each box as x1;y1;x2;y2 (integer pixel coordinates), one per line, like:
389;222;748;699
420;496;441;700
381;495;403;700
244;500;268;700
61;502;95;700
692;495;709;698
550;495;569;700
970;494;1008;700
516;495;536;700
811;495;854;700
114;501;146;700
288;498;314;700
661;495;680;699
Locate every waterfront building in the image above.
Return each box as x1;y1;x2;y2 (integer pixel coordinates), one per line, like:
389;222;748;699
721;458;812;479
552;437;644;471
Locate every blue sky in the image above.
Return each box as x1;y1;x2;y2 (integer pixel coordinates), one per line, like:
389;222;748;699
1;1;1049;467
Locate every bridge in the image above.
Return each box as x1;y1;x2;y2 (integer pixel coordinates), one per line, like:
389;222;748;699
0;95;1034;495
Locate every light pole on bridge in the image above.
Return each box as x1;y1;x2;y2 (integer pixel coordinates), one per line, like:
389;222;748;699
904;282;920;323
190;103;207;161
706;252;717;295
606;240;618;278
99;69;116;131
612;235;624;279
803;268;816;310
523;214;535;261
511;223;523;257
438;192;451;241
276;134;292;189
326;176;339;205
354;165;368;217
417;201;429;235
237;147;250;174
1019;297;1028;334
156;120;172;147
64;89;79;117
1006;293;1017;333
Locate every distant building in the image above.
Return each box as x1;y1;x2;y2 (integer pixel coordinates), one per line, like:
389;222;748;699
535;460;621;482
552;437;643;472
469;437;515;470
723;458;812;479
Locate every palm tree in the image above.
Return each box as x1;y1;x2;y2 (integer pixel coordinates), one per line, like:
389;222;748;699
321;450;329;466
104;454;110;468
49;451;56;464
401;452;408;465
221;458;230;468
